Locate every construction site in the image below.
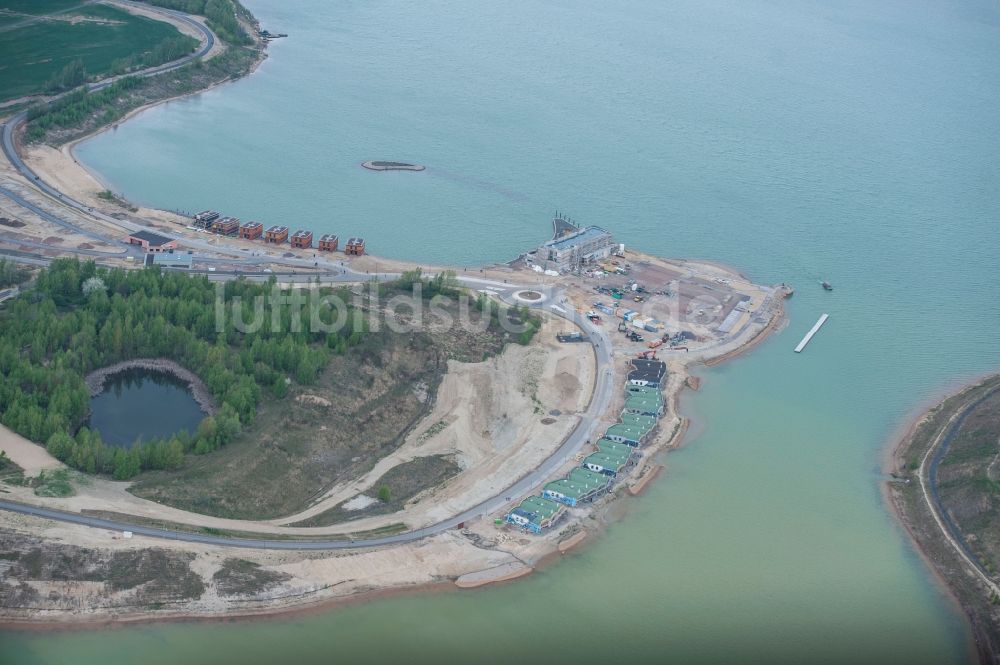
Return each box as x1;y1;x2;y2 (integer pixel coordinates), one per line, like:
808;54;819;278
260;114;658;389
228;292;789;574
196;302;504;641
0;161;787;617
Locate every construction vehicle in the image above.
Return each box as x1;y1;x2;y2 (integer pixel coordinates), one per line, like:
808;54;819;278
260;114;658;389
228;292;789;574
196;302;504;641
633;295;644;303
636;350;658;360
618;321;628;333
647;338;664;349
627;331;644;342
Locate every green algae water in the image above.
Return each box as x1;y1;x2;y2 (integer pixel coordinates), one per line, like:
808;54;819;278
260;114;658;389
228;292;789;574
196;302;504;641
10;0;1000;663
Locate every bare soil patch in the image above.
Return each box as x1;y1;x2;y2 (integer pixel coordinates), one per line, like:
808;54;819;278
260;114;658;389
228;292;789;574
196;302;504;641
288;455;461;527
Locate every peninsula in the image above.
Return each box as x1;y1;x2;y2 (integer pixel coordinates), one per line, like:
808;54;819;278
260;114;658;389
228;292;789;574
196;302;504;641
0;1;789;625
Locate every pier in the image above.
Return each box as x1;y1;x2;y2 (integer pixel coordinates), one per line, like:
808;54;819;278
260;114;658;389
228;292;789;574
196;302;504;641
794;314;829;353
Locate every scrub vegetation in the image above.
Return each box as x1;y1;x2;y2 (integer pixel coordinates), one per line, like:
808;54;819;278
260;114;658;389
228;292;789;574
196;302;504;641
289;455;462;527
0;530;206;609
212;558;291;596
0;3;194;102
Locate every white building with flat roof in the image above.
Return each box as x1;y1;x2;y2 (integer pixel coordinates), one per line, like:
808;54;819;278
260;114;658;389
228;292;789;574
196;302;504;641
537;225;614;272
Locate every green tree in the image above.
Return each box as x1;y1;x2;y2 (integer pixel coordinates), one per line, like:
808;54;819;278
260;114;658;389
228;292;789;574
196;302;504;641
46;59;86;93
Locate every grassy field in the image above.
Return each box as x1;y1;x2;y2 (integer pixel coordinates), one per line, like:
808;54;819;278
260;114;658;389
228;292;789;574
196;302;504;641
0;0;88;26
129;304;508;520
1;0;88;14
0;3;189;102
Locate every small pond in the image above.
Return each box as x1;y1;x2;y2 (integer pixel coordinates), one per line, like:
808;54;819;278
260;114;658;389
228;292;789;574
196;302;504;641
87;369;205;448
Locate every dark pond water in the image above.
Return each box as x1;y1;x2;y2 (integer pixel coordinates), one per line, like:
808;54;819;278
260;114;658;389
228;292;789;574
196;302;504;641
87;369;205;447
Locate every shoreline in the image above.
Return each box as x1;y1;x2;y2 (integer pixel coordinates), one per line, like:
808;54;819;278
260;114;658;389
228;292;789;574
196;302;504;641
62;56;269;192
0;2;793;626
0;291;783;629
64;44;269;173
883;375;1000;665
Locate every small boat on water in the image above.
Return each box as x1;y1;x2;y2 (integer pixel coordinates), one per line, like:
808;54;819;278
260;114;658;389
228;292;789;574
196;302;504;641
821;281;833;291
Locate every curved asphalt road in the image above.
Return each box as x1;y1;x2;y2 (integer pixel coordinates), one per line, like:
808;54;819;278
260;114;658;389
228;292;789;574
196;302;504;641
0;6;621;549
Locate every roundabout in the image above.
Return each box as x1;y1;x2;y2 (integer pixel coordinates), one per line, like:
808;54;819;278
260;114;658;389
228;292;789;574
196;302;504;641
513;289;546;304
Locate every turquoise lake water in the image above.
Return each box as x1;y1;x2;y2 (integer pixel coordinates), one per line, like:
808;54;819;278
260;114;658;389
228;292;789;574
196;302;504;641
8;0;1000;663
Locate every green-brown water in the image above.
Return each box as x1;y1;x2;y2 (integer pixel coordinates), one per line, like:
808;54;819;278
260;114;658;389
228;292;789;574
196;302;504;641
87;369;204;448
6;0;1000;662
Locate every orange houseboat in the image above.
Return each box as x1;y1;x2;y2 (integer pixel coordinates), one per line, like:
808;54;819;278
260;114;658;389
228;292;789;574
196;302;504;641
291;229;313;249
318;234;339;252
345;237;365;255
211;216;240;236
264;225;289;244
240;221;263;240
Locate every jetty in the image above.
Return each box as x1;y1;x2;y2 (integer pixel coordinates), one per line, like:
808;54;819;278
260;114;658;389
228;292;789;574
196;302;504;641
362;161;425;172
794;314;829;353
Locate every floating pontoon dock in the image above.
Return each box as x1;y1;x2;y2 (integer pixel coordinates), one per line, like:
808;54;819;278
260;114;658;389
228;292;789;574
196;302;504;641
794;313;829;353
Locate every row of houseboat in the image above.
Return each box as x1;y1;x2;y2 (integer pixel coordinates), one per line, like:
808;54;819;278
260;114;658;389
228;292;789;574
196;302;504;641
505;357;667;534
192;210;365;255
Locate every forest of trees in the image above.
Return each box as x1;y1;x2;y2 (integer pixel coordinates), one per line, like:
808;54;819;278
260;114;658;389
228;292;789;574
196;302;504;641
0;260;365;479
44;59;87;94
26;76;145;142
380;268;541;345
141;0;253;45
110;34;200;76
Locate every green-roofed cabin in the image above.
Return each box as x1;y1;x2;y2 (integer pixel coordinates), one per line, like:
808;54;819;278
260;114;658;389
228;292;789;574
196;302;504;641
605;416;656;447
568;467;612;492
584;452;629;477
623;392;664;417
597;438;637;459
544;469;610;506
506;496;564;533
